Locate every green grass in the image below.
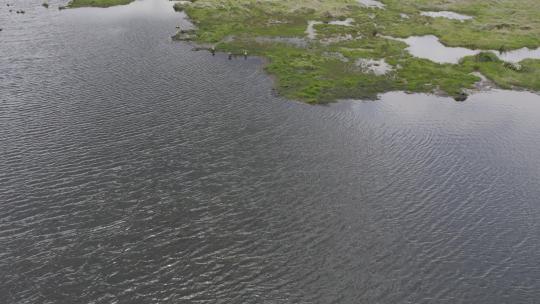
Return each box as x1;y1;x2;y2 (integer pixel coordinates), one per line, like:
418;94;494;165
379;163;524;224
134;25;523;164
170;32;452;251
169;0;540;102
66;0;539;102
383;0;540;49
68;0;134;8
66;0;540;102
176;0;539;103
462;53;540;91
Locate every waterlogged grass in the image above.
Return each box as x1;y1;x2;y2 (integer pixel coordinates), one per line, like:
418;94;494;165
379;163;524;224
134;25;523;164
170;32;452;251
462;53;540;91
384;0;540;49
263;47;396;103
217;37;483;103
175;0;540;102
68;0;134;8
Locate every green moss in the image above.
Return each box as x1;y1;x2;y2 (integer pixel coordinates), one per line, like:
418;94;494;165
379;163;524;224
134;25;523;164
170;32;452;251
396;58;478;96
68;0;134;8
383;0;540;49
462;53;540;91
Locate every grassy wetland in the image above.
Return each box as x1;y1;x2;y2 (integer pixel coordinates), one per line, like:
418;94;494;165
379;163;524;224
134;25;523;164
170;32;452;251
172;0;540;103
68;0;135;8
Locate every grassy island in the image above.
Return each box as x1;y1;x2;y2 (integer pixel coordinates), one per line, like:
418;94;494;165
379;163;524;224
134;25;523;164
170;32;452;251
68;0;134;8
174;0;540;103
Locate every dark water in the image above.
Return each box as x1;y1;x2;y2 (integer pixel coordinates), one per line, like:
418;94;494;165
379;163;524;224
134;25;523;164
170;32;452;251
2;0;540;303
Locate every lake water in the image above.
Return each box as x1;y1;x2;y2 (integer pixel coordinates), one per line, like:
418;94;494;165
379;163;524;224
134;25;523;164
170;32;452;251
393;35;540;64
2;0;540;303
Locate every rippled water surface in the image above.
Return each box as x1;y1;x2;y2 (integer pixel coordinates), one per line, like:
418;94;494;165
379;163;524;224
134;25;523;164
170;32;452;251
2;0;540;303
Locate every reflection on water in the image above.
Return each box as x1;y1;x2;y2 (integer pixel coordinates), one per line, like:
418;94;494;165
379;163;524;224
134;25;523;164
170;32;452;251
306;18;355;40
328;18;355;26
2;0;540;303
498;46;540;63
306;20;322;39
421;11;473;21
396;35;478;64
357;0;385;9
392;35;540;64
254;36;308;48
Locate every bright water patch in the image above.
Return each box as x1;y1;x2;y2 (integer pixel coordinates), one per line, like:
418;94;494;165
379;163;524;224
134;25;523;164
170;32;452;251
498;46;540;63
328;18;355;26
421;11;473;21
307;19;354;39
391;35;540;64
357;0;385;9
395;35;479;64
306;20;323;39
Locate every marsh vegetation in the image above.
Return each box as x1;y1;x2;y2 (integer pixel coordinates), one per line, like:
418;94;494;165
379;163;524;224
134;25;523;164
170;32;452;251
68;0;135;8
65;0;540;102
172;0;540;103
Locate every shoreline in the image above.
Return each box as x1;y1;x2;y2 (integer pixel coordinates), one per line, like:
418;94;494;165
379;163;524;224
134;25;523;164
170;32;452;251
173;0;540;103
67;0;135;8
70;0;540;103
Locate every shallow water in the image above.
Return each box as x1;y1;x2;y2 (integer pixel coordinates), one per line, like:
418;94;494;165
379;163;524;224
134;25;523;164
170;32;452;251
396;35;479;64
421;11;473;21
355;58;392;75
328;18;354;26
2;0;540;303
498;46;540;63
393;35;540;64
305;20;322;39
306;19;354;40
357;0;385;9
